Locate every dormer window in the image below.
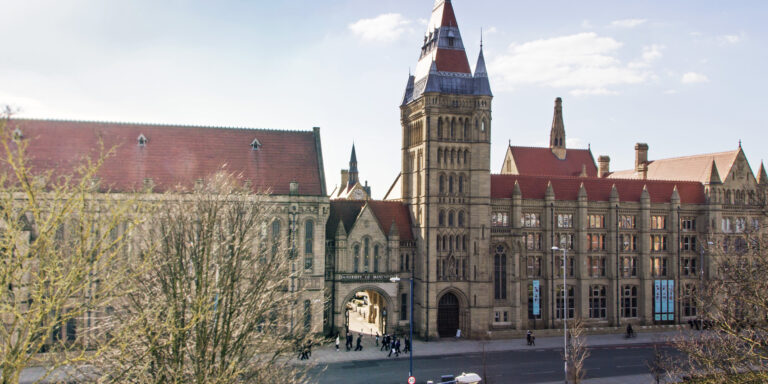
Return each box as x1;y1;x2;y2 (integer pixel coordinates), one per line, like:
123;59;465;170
251;138;262;151
137;134;148;147
12;128;22;140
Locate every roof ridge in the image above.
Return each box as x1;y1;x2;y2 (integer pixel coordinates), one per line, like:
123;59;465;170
508;145;592;151
491;173;703;185
647;149;740;163
9;117;314;134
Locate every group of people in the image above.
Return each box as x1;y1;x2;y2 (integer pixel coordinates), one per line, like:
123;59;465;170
335;332;364;351
298;340;313;360
378;333;410;357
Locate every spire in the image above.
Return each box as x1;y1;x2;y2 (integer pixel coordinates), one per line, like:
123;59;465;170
757;161;767;185
610;184;619;202
348;144;359;188
578;182;588;200
414;0;471;80
707;159;721;184
389;220;399;237
671;185;680;203
336;220;347;237
550;97;566;160
473;40;492;96
474;43;488;77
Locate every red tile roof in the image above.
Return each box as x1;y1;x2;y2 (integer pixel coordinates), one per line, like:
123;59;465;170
508;146;597;177
438;0;458;28
327;200;413;241
4;119;325;195
435;49;472;74
491;174;706;204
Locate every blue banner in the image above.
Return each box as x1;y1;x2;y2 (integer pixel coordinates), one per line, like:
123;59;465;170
654;280;675;322
532;280;540;316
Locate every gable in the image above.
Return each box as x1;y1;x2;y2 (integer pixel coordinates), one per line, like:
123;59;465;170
721;150;757;188
347;205;387;241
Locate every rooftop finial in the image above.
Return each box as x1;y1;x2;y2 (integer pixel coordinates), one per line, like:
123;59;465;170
480;27;483;49
739;139;742;148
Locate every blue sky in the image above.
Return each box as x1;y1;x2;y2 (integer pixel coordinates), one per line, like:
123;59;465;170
2;0;766;198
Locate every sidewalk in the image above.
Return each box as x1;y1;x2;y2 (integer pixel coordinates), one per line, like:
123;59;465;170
295;329;689;365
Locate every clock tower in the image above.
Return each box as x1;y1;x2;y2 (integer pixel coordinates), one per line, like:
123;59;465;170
400;0;493;339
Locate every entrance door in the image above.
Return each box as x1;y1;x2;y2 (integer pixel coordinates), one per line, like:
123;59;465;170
437;293;460;338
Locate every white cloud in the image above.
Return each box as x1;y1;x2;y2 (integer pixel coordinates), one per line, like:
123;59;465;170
717;33;744;45
608;19;647;29
681;72;709;84
349;13;413;43
629;44;664;69
489;32;653;95
581;20;593;29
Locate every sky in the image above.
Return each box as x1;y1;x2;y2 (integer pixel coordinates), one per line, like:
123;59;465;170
2;0;767;198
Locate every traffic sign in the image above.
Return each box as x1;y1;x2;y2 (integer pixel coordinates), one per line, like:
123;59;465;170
407;376;416;384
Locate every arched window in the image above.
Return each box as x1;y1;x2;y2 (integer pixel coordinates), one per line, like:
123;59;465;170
442;236;447;251
354;245;360;273
481;119;486;132
439;175;445;194
464;151;468;164
437;235;442;251
449;176;454;194
494;245;507;300
458;211;465;227
458;175;464;194
438;118;443;138
448;211;455;227
462;235;467;251
450;118;455;139
450;149;455;164
373;245;380;273
364;238;370;272
439;210;445;226
304;220;314;255
455;236;460;250
464;120;469;140
449;235;454;251
437;148;443;164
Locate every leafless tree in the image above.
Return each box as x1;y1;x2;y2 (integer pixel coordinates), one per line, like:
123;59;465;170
566;317;590;384
669;227;768;383
0;111;144;384
97;172;319;384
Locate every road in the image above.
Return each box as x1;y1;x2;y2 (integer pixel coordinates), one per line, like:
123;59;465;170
310;344;672;384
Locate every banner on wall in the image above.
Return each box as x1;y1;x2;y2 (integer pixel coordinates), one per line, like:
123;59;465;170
654;280;675;322
532;280;540;316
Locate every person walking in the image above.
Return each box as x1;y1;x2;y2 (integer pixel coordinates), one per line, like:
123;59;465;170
346;333;353;351
403;337;410;354
526;330;532;346
530;332;536;346
394;338;401;357
388;338;395;357
335;334;340;351
355;334;363;351
375;333;380;346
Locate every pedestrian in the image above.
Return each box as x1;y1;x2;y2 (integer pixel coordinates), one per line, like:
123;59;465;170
355;334;363;351
335;334;340;351
346;333;353;351
375;333;380;346
394;338;401;357
526;330;532;346
388;339;395;357
531;333;535;346
403;337;410;353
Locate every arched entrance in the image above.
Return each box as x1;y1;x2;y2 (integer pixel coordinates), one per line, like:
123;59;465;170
438;292;460;338
342;287;391;336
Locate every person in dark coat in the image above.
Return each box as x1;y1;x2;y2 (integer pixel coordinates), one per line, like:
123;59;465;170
354;334;363;351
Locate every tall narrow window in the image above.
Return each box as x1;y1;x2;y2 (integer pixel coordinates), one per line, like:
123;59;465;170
494;245;507;300
589;285;607;319
439;175;445;194
303;300;311;332
373;245;380;273
556;285;575;319
458;211;465;227
304;220;314;270
271;220;280;256
354;245;360;273
364;238;370;272
401;293;408;321
621;285;638;318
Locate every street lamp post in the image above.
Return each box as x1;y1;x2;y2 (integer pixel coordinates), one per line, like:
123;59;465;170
552;246;567;384
391;276;414;379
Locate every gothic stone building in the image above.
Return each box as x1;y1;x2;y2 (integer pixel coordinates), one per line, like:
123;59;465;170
6;0;767;342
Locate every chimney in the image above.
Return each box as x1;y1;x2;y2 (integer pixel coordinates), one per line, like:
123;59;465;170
289;181;299;195
598;156;611;178
341;170;349;190
635;143;648;169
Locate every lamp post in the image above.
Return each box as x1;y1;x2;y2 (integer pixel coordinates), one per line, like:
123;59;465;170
391;276;414;379
552;246;567;384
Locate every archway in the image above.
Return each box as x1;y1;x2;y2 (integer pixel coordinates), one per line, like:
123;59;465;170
342;287;392;336
438;292;460;338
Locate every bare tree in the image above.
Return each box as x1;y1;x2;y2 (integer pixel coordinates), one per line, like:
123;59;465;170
98;172;319;384
566;318;590;384
670;228;768;383
0;111;144;384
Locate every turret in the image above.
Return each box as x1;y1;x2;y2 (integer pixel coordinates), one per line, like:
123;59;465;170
550;98;566;160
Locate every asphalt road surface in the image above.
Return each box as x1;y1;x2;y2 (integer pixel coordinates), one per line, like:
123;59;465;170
310;344;672;384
